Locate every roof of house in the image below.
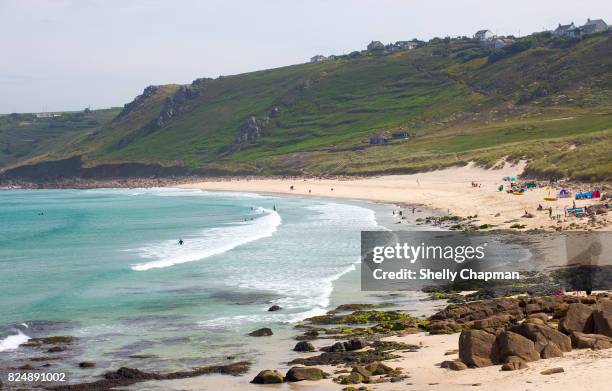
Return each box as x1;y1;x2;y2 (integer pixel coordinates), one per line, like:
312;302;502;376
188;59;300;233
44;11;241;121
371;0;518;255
583;18;607;25
555;22;575;31
475;29;492;35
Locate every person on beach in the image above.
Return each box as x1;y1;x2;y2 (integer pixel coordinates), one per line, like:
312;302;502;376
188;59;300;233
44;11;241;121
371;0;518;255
178;239;184;245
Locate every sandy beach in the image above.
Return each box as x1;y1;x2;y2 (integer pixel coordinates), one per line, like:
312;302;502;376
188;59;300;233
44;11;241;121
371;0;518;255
180;162;610;231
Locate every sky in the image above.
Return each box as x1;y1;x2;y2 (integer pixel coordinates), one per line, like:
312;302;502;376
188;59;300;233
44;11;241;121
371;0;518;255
1;0;610;113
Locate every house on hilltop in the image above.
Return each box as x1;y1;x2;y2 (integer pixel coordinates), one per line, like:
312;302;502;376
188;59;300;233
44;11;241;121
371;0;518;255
553;22;581;37
581;18;608;34
474;29;495;41
392;131;409;139
310;55;327;63
395;41;418;50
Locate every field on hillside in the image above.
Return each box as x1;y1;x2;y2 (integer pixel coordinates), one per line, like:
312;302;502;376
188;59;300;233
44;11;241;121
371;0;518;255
1;31;611;181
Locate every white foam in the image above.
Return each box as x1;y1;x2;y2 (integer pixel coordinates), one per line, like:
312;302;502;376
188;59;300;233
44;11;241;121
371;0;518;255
84;187;267;199
131;207;281;271
0;330;30;352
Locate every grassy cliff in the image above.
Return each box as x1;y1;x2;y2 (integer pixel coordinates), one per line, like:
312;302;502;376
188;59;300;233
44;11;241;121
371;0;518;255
2;31;611;181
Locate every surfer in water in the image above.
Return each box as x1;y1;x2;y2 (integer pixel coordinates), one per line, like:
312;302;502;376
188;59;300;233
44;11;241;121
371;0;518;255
273;205;276;211
178;239;184;246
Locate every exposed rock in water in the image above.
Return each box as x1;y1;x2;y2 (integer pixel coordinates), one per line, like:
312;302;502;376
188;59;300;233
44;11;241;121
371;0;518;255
78;362;95;368
268;305;282;312
293;341;316;352
249;327;273;337
284;366;326;382
251;369;284;384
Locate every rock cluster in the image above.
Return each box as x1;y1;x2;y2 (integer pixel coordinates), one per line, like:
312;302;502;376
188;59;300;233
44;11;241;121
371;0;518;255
251;366;327;384
434;295;612;371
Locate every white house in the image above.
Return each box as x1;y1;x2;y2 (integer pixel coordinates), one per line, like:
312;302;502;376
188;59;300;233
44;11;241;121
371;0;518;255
310;55;327;63
474;29;495;41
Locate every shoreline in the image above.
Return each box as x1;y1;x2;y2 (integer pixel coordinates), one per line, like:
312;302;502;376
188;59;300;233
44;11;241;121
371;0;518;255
178;163;610;231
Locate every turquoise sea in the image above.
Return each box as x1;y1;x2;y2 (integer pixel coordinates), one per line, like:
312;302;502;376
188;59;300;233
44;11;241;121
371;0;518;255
0;188;415;380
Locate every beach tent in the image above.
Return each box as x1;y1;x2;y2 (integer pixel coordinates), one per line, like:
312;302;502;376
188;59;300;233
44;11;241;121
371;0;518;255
593;190;601;198
558;188;571;198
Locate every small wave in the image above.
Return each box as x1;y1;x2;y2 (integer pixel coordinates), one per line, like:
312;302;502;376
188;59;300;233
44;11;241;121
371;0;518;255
131;208;281;271
0;330;30;352
84;187;271;200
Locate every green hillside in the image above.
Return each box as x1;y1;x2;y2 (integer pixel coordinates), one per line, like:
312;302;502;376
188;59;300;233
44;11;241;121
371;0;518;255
0;108;119;168
2;31;611;181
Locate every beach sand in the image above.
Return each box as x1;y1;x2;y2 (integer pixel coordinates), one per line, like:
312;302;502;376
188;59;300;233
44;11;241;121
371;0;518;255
180;162;609;231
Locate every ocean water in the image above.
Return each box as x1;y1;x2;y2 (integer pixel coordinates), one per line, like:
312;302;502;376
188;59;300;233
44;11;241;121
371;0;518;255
0;188;400;378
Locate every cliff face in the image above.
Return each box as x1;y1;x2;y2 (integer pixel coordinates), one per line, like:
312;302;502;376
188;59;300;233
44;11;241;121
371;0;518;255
2;32;611;181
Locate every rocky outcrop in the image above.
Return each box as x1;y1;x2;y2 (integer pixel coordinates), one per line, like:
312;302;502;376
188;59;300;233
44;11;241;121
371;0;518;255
235;116;270;143
156;86;198;127
284;366;326;382
251;369;284;384
509;322;571;355
114;85;160;121
559;303;594;334
458;330;499;367
268;305;282;312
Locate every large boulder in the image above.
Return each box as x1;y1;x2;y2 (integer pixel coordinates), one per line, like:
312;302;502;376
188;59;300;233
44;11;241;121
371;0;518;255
459;330;499;367
593;300;612;337
509;323;571;355
293;341;316;352
495;331;540;363
251;369;284;384
284;366;326;382
344;339;366;351
559;303;594;334
350;365;371;382
570;332;612;350
248;327;273;337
